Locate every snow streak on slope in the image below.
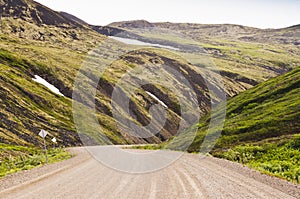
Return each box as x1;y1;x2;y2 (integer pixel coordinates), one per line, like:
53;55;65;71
32;75;64;96
146;91;168;108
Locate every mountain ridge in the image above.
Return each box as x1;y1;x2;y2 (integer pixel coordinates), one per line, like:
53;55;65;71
109;20;300;45
0;0;85;27
109;19;300;30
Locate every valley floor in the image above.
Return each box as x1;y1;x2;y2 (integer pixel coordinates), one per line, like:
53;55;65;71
0;147;299;199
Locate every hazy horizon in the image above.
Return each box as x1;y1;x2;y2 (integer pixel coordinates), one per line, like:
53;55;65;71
34;0;300;29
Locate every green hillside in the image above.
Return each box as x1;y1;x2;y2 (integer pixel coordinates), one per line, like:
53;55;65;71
0;48;80;146
185;67;300;152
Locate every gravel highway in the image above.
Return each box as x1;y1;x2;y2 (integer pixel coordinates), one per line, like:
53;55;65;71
0;147;299;199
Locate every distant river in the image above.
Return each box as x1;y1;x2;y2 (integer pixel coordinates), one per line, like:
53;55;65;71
109;36;179;51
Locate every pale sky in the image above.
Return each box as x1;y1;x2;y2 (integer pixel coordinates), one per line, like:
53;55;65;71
35;0;300;29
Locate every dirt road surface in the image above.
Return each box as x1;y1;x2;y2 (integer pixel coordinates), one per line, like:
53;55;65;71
0;147;299;199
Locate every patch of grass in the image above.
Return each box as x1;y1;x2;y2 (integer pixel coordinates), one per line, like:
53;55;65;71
217;134;300;183
0;144;71;178
129;144;165;150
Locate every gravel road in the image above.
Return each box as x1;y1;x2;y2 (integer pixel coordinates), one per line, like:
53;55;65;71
0;147;299;199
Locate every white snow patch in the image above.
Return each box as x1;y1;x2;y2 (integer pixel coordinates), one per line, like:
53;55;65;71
146;91;168;108
32;75;64;96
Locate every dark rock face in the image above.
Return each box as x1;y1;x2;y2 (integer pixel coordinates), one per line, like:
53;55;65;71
92;26;124;36
219;71;258;86
0;0;83;27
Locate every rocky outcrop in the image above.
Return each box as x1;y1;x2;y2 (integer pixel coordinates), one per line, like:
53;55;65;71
0;0;84;27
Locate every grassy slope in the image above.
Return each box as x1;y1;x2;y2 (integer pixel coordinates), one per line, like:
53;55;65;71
0;29;121;145
0;48;80;146
219;135;300;183
188;67;300;152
